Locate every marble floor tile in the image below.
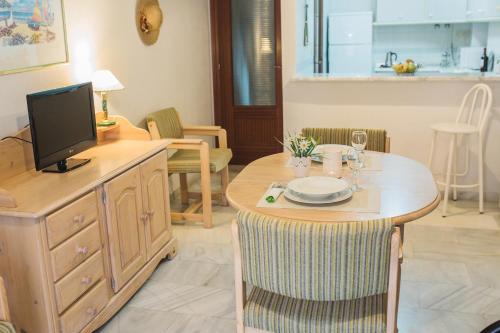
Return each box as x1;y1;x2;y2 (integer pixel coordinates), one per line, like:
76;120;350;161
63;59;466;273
172;287;235;319
165;315;236;333
176;242;234;265
398;307;498;333
402;258;472;285
150;259;234;290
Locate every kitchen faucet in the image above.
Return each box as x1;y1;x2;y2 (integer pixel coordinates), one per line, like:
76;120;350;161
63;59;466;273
382;52;398;68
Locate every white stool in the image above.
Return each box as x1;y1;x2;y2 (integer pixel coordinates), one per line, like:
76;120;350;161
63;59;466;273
428;83;493;217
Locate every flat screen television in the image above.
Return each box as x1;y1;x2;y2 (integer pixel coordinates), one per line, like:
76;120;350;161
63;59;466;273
27;83;97;173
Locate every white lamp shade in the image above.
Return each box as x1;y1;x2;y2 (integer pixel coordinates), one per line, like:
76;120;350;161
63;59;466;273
91;70;124;92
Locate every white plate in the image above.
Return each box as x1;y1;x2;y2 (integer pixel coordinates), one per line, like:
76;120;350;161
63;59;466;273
284;188;353;205
287;176;350;200
312;144;350;163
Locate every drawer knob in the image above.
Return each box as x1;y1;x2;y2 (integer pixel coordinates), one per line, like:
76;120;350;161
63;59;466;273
148;210;155;217
81;276;93;285
141;214;149;222
77;246;89;255
73;215;85;224
86;307;98;316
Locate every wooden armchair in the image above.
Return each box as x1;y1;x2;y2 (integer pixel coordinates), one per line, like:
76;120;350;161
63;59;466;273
302;128;391;153
0;277;15;333
147;108;232;228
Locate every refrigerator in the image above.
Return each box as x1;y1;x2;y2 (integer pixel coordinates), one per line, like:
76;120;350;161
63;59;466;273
328;12;373;75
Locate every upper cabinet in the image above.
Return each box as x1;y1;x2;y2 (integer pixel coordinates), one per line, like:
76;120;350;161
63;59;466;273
467;0;500;19
377;0;426;23
428;0;467;21
376;0;498;24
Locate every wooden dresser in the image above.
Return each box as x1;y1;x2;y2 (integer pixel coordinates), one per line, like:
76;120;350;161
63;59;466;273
0;138;177;333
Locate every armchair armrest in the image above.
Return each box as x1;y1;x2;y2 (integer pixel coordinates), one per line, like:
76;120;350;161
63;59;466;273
168;139;209;152
0;276;11;322
183;125;228;148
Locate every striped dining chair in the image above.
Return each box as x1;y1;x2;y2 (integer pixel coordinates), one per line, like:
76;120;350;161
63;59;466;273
231;211;402;333
302;128;391;153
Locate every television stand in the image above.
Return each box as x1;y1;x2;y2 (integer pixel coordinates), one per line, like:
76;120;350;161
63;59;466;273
42;158;91;173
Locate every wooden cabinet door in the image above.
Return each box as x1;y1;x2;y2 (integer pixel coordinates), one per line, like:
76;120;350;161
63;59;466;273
104;167;147;291
140;151;172;260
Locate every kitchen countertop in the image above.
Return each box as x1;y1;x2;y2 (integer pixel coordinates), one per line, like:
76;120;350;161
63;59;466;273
293;72;500;82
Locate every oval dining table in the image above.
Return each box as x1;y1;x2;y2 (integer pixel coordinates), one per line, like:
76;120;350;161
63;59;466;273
227;152;440;230
226;151;440;326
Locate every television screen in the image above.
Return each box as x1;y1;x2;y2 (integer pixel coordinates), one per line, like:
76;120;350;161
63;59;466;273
27;83;97;172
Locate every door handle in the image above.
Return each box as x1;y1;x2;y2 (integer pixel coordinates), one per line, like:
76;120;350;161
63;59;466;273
274;65;281;69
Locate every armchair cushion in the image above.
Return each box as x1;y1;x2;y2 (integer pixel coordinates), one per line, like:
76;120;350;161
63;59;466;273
302;128;388;153
168;148;232;174
147;108;184;139
244;287;387;333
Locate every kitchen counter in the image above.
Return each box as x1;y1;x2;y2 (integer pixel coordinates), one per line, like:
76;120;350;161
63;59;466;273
293;72;500;82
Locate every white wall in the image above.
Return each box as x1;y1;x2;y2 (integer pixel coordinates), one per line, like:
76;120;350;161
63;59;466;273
0;0;213;137
283;0;500;201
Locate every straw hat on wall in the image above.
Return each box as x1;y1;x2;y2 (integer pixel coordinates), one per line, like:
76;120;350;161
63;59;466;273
136;0;164;45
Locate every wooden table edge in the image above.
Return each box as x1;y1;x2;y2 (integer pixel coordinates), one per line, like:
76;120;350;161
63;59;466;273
227;189;441;226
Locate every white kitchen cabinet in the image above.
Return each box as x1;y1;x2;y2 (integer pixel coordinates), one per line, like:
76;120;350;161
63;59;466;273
428;0;467;21
377;0;426;23
466;0;500;19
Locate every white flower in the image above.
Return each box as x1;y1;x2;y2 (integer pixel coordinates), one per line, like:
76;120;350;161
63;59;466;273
299;140;309;150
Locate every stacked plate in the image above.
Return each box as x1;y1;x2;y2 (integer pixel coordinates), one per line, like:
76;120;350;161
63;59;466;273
312;144;350;163
285;176;353;204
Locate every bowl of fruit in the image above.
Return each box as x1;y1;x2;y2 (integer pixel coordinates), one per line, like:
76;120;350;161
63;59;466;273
392;59;418;75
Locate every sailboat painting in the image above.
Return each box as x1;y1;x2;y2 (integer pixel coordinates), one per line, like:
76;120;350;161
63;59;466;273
0;0;67;75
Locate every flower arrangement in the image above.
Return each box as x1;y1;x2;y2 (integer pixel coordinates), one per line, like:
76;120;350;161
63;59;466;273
279;132;318;158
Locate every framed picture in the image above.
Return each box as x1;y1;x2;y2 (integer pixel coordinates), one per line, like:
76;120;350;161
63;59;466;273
0;0;68;75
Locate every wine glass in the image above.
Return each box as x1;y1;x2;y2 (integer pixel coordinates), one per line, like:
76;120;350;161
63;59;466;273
352;130;368;152
347;148;364;192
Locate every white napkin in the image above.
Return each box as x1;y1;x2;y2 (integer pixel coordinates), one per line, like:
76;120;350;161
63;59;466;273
264;186;285;203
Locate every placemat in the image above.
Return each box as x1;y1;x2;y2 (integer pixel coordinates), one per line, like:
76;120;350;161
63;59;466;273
257;185;381;213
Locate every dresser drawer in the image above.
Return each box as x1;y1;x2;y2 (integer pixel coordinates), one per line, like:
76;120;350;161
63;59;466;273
54;250;105;313
47;192;99;249
59;279;109;333
50;222;102;281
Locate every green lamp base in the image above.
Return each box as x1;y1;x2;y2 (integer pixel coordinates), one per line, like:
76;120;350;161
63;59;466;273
97;120;117;127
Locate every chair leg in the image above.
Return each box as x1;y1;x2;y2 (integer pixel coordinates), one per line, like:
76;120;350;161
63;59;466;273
220;167;230;206
200;147;213;228
179;174;189;205
443;135;456;217
428;131;437;169
478;135;484;214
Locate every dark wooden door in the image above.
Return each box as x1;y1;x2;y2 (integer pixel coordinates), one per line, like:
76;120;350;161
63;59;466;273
211;0;283;165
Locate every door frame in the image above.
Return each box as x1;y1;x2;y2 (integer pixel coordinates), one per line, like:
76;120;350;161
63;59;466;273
209;0;284;163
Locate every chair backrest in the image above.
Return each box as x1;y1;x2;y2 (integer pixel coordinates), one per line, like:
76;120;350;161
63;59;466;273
302;128;388;153
236;211;394;302
456;83;493;132
146;107;184;139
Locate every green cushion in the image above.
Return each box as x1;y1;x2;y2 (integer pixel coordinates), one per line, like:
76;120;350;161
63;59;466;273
244;287;387;333
168;148;232;174
147;108;184;139
237;211;394;302
0;321;15;333
302;128;388;153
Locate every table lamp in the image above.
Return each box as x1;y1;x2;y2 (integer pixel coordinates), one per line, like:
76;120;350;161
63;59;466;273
91;70;124;127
